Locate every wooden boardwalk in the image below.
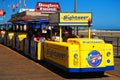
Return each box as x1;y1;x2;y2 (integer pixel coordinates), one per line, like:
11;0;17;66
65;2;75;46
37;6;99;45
0;44;120;80
0;44;63;80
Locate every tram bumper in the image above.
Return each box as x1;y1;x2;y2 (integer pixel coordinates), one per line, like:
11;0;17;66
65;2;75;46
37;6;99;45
68;66;114;73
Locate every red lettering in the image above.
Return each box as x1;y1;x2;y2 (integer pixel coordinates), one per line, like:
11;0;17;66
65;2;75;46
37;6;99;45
35;2;60;13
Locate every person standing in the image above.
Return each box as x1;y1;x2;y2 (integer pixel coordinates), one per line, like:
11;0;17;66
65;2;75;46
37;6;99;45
92;33;98;39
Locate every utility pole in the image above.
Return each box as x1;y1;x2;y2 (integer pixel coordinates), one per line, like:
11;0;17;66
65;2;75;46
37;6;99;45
74;0;77;13
74;0;78;35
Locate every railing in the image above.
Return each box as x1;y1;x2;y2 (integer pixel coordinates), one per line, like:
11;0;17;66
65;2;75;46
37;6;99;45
99;36;120;57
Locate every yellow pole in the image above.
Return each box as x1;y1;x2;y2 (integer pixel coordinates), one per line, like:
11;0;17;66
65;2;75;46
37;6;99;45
88;27;91;39
60;26;62;42
88;17;91;39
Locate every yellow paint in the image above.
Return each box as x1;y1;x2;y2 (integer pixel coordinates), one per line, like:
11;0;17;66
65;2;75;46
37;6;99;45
37;42;41;60
68;44;80;68
17;33;27;51
105;44;114;66
37;42;44;60
59;26;62;42
44;41;68;67
8;32;14;46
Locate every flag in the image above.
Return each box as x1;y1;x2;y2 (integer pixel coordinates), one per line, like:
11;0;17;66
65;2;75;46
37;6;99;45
12;4;15;12
24;0;26;8
16;0;21;8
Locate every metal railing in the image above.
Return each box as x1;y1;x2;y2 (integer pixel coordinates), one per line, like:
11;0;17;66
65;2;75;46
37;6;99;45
99;36;120;57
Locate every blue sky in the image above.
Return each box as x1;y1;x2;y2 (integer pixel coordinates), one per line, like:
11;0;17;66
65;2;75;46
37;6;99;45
0;0;120;29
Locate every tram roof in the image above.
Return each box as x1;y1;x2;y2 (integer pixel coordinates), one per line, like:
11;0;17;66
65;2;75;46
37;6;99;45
11;18;49;25
8;11;49;22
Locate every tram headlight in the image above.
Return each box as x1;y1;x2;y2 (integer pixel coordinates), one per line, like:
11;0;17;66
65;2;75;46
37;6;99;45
107;59;110;63
74;54;78;59
107;52;111;57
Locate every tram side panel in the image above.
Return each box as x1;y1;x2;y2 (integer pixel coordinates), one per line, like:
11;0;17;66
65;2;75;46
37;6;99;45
30;40;37;60
24;38;44;60
0;34;4;43
24;38;29;55
0;31;6;43
3;33;7;45
15;33;27;51
30;41;44;60
43;41;80;72
6;32;14;46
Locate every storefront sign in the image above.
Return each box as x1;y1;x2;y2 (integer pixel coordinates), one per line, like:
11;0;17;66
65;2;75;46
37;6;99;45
35;2;60;13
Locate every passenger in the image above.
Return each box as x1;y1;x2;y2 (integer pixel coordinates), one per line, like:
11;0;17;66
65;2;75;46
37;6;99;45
92;32;98;39
63;28;78;42
0;28;6;35
41;27;47;39
52;31;60;41
34;30;45;42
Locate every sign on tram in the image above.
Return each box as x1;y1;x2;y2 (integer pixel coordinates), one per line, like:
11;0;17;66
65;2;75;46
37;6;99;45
35;2;61;13
60;13;92;23
49;12;92;26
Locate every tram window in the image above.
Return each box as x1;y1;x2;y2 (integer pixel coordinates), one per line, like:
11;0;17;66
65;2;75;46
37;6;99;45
13;25;16;31
23;25;27;31
8;25;13;31
16;25;19;31
20;25;22;31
